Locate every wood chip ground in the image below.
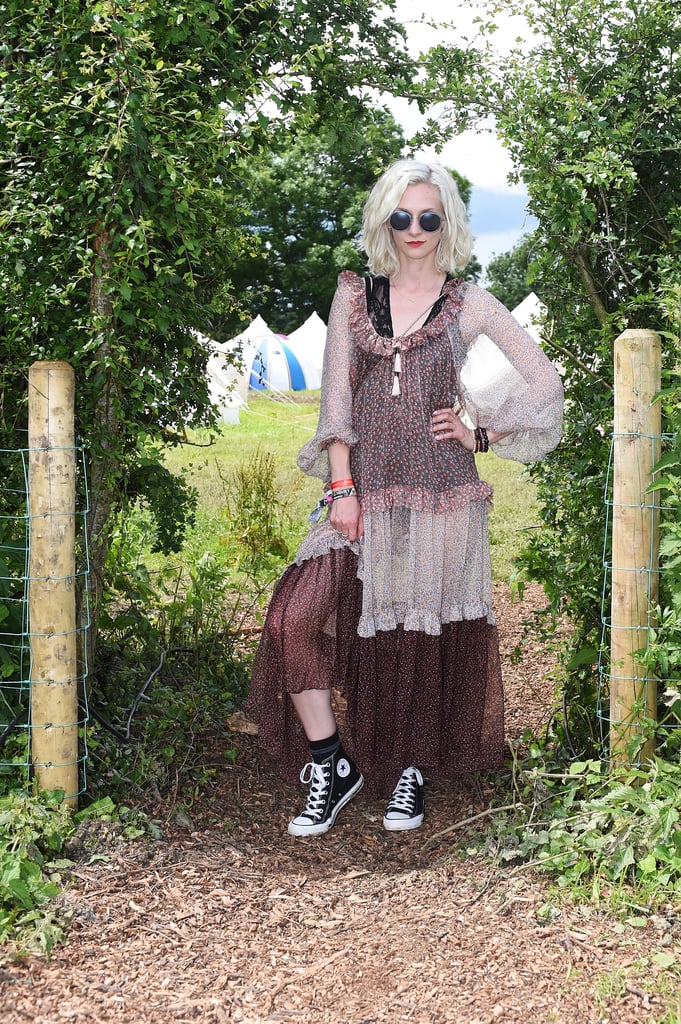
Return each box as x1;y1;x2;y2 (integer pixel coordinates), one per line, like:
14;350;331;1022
2;584;680;1023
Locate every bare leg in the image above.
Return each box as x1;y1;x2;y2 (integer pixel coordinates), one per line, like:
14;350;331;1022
289;688;336;741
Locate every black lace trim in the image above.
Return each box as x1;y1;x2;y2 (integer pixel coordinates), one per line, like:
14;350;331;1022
365;275;452;339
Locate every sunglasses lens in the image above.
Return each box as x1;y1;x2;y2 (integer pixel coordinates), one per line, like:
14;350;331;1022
420;213;442;232
389;210;411;231
389;210;443;232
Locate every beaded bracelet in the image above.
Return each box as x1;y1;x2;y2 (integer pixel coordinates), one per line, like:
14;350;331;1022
474;426;490;453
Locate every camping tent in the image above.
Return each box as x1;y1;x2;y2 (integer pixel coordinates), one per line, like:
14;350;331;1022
284;312;327;390
205;312;326;422
510;292;546;343
248;334;309;392
203;333;249;425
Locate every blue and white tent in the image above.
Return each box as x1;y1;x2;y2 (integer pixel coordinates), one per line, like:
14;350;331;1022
205;313;326;423
247;332;308;392
285;312;327;389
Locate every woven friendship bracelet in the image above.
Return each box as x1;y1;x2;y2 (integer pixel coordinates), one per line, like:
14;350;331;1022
308;486;357;523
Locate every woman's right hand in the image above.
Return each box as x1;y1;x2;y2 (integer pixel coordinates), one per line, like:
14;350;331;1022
328;494;364;543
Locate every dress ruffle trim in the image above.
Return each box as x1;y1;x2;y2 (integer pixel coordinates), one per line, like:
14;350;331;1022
361;481;493;513
294;519;360;565
339;271;465;355
357;600;496;638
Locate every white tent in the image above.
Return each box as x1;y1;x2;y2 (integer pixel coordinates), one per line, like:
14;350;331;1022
205;340;250;425
205;312;326;423
203;315;272;424
285;312;327;390
510;292;546;343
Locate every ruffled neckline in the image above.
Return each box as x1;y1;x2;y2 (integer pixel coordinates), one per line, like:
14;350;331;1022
341;271;465;355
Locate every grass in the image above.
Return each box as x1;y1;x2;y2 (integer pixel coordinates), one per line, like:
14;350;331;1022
162;391;539;582
477;449;539;581
166;394;321;518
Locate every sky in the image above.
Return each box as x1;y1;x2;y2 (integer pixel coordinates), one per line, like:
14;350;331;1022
384;1;538;274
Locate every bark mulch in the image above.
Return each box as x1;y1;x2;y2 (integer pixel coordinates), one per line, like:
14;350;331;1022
1;584;679;1024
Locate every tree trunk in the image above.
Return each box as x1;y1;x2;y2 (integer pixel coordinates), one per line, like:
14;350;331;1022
574;246;610;328
82;222;120;688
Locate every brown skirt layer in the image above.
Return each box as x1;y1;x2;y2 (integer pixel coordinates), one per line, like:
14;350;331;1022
245;547;504;798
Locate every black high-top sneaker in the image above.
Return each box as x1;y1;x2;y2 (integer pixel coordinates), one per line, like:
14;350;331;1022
288;750;364;837
382;766;425;831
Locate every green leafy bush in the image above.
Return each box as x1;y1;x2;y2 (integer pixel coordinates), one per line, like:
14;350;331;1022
87;505;258;802
0;789;74;956
484;752;681;904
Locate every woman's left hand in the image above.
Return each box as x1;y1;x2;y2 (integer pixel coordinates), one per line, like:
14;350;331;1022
431;406;475;450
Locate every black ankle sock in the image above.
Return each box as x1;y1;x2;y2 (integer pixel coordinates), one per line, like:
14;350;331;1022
309;729;341;764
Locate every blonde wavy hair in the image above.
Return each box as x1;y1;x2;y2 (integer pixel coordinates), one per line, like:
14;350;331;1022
361;159;472;278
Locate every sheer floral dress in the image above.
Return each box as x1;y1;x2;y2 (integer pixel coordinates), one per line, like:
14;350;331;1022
245;271;564;798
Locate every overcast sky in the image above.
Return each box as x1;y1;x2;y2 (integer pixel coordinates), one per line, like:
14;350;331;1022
385;1;537;274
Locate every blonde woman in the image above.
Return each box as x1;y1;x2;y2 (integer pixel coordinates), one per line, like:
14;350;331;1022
246;159;563;835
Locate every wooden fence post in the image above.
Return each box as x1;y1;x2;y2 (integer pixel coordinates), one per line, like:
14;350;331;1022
28;361;79;808
610;329;661;767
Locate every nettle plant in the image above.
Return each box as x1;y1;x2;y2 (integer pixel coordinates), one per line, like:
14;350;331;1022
640;378;681;756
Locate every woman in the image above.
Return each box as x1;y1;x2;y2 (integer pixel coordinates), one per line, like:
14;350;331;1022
245;159;563;836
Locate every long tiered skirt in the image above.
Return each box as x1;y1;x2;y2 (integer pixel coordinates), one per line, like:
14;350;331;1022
245;546;504;798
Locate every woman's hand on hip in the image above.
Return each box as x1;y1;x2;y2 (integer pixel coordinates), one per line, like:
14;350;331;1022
431;406;475;451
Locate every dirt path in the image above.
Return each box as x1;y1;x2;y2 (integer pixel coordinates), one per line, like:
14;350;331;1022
1;585;679;1024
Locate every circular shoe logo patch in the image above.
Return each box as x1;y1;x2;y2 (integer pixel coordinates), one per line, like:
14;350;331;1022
337;758;351;779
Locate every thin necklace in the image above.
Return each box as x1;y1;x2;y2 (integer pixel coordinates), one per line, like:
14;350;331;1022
390;293;443;398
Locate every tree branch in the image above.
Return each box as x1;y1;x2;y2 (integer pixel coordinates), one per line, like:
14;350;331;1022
573;246;610;327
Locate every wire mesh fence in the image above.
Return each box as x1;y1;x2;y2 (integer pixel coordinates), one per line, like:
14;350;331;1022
0;443;91;798
597;428;679;763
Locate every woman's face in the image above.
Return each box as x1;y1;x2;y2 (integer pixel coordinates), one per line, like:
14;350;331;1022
390;182;444;268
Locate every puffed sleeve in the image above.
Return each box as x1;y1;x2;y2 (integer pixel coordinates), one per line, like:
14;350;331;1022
458;285;564;463
297;272;361;481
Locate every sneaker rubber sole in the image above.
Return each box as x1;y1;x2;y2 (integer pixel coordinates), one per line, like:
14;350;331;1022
382;809;425;831
288;775;364;837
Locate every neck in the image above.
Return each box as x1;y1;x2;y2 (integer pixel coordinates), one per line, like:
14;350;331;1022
392;263;445;293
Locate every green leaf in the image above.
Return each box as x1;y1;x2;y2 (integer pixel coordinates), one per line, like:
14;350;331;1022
566;646;599;669
652;951;676;969
74;796;116;823
8;877;34;910
637;853;657;874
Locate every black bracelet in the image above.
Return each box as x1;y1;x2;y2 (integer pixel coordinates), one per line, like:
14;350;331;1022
474;427;489;453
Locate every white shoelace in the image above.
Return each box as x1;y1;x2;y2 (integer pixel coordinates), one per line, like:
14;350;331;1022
298;761;330;820
386;769;420;814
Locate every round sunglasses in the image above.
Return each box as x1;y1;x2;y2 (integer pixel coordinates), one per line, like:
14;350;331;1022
389;210;443;233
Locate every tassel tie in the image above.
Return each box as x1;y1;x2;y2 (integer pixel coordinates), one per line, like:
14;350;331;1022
391;342;402;397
